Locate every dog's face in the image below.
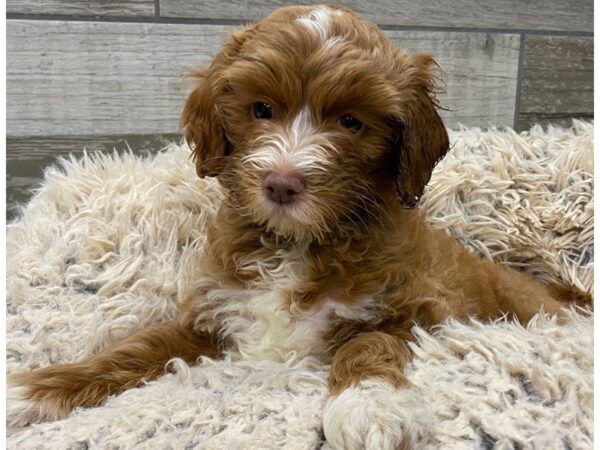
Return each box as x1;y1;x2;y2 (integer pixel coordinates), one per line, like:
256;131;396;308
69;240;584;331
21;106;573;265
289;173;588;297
182;5;449;242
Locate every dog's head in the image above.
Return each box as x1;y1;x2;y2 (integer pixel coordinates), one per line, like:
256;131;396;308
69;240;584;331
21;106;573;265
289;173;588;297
182;5;449;241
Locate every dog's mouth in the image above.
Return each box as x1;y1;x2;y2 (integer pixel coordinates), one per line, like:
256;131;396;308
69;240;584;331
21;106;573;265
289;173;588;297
257;170;312;234
260;192;307;222
236;152;343;241
251;185;328;242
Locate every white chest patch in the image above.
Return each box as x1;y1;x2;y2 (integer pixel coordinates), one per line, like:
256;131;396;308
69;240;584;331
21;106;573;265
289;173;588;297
197;242;378;362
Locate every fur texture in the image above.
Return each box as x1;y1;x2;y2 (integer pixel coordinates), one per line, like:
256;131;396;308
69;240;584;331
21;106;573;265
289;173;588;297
7;4;594;446
6;122;593;449
323;379;428;450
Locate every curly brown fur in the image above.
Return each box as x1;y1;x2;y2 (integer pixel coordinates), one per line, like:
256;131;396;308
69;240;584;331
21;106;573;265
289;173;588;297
9;5;590;448
8;322;218;425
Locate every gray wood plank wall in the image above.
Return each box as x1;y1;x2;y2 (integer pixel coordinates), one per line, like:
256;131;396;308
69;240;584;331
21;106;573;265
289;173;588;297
7;0;156;17
160;0;593;32
518;36;594;130
6;0;594;219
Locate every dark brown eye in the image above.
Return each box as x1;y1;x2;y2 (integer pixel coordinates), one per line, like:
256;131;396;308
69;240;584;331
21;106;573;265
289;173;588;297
338;114;362;132
253;102;273;119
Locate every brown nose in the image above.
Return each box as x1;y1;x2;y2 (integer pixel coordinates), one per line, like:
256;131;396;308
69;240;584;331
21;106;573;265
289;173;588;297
263;171;304;204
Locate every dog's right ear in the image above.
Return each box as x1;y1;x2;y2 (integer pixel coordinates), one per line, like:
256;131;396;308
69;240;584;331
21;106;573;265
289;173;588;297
181;69;230;177
181;26;256;177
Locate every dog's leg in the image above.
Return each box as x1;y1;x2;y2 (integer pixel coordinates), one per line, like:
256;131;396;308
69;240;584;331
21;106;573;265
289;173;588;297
544;281;593;307
323;331;427;450
7;321;219;427
493;267;573;323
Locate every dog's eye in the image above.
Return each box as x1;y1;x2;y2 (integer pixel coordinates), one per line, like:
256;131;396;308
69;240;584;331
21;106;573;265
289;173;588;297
253;102;273;119
338;114;363;132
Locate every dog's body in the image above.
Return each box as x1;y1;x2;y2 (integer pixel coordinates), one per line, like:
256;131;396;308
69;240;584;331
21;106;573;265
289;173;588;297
8;5;586;449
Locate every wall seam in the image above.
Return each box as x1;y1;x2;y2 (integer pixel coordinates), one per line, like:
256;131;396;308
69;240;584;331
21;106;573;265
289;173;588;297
513;32;527;130
4;12;595;37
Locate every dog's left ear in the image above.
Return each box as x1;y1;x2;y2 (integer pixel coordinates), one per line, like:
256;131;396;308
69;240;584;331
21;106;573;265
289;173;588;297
392;53;449;208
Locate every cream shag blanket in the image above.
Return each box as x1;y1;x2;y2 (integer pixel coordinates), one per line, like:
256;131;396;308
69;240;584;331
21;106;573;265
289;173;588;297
6;122;594;449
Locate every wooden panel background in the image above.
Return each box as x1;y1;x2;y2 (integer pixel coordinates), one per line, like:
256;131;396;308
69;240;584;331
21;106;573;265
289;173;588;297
161;0;594;32
6;21;520;137
7;0;155;16
7;20;232;137
6;0;594;218
518;36;594;131
386;32;520;127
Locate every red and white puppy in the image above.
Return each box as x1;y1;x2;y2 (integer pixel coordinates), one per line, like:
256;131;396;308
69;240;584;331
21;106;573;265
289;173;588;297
8;5;586;449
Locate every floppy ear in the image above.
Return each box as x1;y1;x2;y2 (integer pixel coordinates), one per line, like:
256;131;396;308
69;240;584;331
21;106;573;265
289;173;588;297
181;69;230;177
393;53;449;208
181;26;256;177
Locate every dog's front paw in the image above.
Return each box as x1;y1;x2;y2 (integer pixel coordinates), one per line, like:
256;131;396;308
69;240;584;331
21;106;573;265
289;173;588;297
323;379;428;450
7;368;83;429
6;377;64;429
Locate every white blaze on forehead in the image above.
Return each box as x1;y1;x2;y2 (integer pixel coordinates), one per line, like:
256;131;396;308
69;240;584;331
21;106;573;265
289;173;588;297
290;105;312;139
242;105;333;173
297;6;338;41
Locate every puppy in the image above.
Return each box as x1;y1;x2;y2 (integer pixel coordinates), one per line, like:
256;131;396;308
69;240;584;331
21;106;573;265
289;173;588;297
8;5;588;449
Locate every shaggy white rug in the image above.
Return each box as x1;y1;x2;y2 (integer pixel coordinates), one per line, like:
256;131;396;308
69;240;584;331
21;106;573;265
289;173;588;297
6;122;593;449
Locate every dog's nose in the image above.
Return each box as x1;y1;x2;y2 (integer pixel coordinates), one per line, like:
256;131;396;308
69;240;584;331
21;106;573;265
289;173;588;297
263;171;304;204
